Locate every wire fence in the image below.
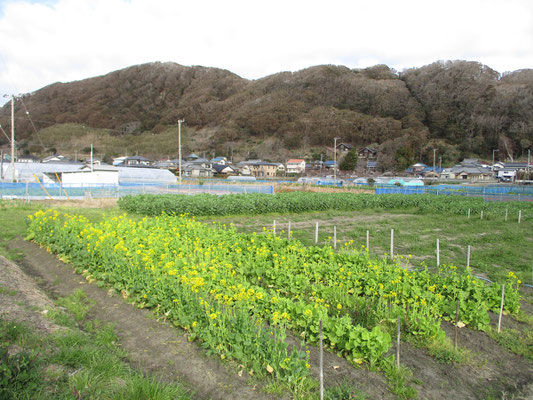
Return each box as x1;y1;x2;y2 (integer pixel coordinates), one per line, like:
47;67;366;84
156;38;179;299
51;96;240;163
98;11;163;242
375;184;533;201
0;182;274;200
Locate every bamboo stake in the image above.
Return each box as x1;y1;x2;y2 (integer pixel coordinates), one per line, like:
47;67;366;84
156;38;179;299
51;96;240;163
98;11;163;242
390;228;394;260
396;316;401;368
273;220;276;236
518;210;522;224
315;222;319;244
366;230;369;252
436;238;440;267
480;210;484;220
319;319;324;400
288;221;291;241
454;299;460;351
498;284;505;333
505;207;508;221
468;208;471;218
333;226;337;250
467;245;471;268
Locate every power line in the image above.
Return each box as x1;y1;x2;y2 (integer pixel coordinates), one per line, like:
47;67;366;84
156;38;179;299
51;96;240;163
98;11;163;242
18;97;46;151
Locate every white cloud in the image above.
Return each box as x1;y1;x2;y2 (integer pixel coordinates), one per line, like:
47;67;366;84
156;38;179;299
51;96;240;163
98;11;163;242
0;0;532;105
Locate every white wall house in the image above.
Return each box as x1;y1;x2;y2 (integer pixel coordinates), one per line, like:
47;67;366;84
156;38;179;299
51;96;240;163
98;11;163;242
286;159;305;174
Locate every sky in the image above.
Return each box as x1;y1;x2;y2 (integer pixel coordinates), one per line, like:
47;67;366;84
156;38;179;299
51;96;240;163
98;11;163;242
0;0;532;105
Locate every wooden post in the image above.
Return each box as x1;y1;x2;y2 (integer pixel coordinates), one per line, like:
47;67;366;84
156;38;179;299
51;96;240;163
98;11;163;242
518;210;522;224
454;299;460;351
467;245;471;268
366;230;370;252
498;284;505;333
396;316;401;368
315;222;319;244
436;238;440;267
319;319;324;400
288;221;291;241
333;226;337;250
390;228;394;260
468;208;471;218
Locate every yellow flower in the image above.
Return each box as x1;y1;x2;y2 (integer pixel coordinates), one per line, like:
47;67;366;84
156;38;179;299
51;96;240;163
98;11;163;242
337;304;342;310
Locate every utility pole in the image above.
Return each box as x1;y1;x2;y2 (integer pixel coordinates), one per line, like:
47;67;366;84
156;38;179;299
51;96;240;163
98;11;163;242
492;149;498;166
10;95;15;182
90;144;94;172
526;149;531;179
178;119;185;184
334;137;340;182
433;148;437;172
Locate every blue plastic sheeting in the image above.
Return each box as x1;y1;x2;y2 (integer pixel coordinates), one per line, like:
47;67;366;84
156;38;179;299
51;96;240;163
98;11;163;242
375;185;533;201
0;182;274;199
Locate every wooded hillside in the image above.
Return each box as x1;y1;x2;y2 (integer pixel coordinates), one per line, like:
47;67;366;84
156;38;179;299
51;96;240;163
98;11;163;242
1;60;531;168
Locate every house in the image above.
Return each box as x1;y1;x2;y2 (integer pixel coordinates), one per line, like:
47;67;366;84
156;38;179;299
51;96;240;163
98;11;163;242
153;159;178;170
113;156;127;166
184;153;200;161
119;156;152;167
421;167;444;178
324;160;337;169
42;154;72;164
210;156;229;165
496;162;530;181
337;143;353;152
357;147;378;169
410;163;427;174
189;158;211;168
237;160;281;178
286;159;305;174
183;164;214;178
17;155;39;163
213;164;238;175
83;157;105;166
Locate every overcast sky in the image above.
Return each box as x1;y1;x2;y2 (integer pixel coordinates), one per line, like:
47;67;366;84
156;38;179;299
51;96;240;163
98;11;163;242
1;0;532;105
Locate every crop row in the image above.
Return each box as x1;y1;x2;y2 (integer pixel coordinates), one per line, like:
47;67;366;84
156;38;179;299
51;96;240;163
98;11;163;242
26;211;521;390
117;192;533;219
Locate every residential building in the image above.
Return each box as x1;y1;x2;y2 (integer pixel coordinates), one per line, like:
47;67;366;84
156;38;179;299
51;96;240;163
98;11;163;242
237;160;281;178
17;155;39;163
357;147;378;170
183;164;214;178
440;159;493;181
213;164;238;175
337;143;353;152
118;156;153;167
286;159;305;174
210;156;229;165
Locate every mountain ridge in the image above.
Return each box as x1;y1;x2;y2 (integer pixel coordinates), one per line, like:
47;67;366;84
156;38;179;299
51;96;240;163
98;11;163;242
1;60;532;168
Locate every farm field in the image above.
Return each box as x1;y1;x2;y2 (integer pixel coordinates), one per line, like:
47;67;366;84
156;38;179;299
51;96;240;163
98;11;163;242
1;198;532;399
205;208;533;285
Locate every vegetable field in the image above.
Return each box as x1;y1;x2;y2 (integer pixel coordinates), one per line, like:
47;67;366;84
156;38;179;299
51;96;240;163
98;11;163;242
117;192;533;220
26;209;524;396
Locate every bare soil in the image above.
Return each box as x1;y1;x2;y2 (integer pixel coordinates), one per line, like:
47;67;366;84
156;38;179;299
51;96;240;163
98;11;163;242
4;237;533;399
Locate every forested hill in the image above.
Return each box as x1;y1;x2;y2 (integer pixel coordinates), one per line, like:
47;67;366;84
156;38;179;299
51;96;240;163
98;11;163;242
1;60;532;168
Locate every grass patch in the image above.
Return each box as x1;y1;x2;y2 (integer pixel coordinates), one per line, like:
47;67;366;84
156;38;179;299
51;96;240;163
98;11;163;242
488;328;533;359
0;288;193;400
